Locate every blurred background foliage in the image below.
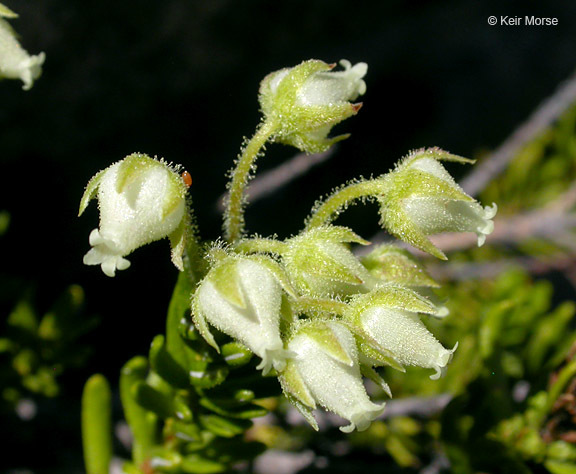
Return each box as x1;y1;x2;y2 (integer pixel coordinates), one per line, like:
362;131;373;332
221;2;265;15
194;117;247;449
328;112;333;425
1;0;575;472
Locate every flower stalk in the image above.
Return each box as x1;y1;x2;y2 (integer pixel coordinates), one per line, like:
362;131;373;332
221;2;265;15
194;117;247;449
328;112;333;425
224;120;278;243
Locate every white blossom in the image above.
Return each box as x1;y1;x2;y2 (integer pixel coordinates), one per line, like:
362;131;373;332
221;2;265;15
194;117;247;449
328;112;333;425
0;17;44;90
285;321;385;432
194;258;293;375
80;154;188;277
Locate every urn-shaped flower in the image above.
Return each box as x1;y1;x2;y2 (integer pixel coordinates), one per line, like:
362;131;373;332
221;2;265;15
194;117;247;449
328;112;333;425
379;148;497;259
280;320;385;432
79;153;189;277
193;256;294;375
259;59;367;153
0;9;45;90
345;286;457;380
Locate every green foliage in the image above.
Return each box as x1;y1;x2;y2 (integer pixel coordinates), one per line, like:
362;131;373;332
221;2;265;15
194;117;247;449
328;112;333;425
346;269;576;472
113;272;271;474
0;284;96;407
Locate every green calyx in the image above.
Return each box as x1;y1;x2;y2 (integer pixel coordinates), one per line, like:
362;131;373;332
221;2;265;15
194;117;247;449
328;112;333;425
284;225;373;296
361;245;439;288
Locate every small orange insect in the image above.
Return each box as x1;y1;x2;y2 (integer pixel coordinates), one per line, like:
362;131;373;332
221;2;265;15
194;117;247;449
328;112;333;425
181;170;192;188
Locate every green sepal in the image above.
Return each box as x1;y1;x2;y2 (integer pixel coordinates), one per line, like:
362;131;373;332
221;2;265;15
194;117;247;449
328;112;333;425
379;168;476;260
149;334;190;389
277;131;349;154
404;147;475;165
361;364;392;397
361;244;439;287
168;217;187;272
210;261;245;308
78;168;105;216
188;360;229;389
380;206;447;260
0;3;18;18
279;360;316;409
115;153;155;194
299;321;354;366
274;59;331;108
284;392;319;431
198;414;252;438
221;342;253;367
191;296;219;352
354;332;405;372
199;397;268;419
248;255;298;299
162;167;188;219
347;285;442;319
390;169;475;202
181;454;227;474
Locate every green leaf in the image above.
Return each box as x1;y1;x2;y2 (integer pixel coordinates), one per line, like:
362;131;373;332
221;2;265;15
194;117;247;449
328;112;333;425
188;361;228;389
545;461;576;474
221;342;253;367
181;454;227;474
198;414;252;438
149;334;190;389
82;374;112;474
120;357;158;465
134;381;176;419
199;397;267;419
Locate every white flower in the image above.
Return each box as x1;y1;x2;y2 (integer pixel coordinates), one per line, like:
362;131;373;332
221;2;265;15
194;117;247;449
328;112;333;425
193;257;293;375
380;148;497;259
281;321;385;433
0;17;45;90
79;153;188;277
346;286;457;380
297;59;367;106
258;59;368;153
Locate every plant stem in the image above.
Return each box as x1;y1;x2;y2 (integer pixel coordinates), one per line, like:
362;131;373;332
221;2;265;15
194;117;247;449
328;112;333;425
306;178;387;229
224;119;277;243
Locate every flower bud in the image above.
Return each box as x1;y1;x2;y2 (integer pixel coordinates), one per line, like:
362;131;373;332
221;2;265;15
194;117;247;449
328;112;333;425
259;59;367;153
0;10;45;90
79;153;189;277
345;286;456;380
380;148;497;259
284;225;374;297
192;256;294;375
280;320;385;432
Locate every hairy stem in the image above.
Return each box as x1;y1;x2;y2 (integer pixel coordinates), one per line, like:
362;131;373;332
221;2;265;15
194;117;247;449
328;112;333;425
224;120;277;242
306;178;387;229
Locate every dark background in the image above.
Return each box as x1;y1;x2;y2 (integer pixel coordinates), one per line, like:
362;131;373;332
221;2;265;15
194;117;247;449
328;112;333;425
0;0;574;470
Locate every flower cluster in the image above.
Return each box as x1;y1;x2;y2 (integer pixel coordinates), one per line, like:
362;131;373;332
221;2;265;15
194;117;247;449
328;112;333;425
80;59;496;433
